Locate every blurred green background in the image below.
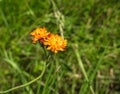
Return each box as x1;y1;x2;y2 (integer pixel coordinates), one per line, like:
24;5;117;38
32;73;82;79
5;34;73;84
0;0;120;94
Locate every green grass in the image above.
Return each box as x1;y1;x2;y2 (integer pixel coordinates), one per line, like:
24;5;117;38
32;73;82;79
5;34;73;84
0;0;120;94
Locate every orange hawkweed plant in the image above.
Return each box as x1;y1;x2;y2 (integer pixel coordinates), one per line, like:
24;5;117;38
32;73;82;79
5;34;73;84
30;27;67;53
0;27;67;94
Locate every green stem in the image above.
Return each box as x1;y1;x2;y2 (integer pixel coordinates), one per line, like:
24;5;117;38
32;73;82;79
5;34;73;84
0;62;46;94
73;44;95;94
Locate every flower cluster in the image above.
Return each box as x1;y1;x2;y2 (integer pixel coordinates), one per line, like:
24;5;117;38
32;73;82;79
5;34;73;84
30;27;67;53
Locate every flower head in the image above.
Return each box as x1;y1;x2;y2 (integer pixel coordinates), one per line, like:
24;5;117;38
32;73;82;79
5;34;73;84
30;27;49;43
44;34;67;53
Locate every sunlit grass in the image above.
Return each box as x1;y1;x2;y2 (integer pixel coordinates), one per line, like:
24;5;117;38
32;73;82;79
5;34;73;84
0;0;120;94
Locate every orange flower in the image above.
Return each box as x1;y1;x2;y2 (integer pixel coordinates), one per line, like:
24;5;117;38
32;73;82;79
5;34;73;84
30;27;49;43
44;34;67;53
